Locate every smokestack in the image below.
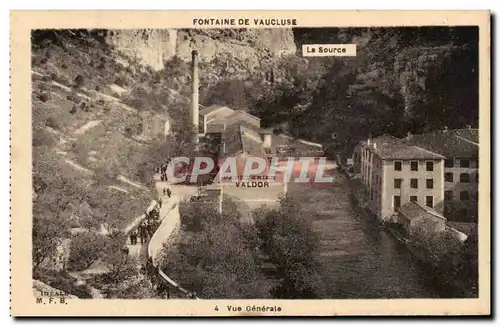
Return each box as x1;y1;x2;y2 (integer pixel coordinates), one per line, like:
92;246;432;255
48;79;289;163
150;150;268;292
191;50;199;134
262;132;272;150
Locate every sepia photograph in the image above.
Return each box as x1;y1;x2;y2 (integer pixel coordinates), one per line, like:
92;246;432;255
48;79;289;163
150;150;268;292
11;10;490;316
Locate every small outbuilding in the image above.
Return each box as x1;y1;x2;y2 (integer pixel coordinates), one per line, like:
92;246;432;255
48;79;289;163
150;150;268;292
396;201;447;238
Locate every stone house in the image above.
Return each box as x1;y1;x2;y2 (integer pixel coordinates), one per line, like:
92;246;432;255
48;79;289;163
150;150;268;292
396;201;447;238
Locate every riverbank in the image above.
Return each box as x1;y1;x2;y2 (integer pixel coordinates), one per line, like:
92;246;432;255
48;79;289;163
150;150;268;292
347;177;477;298
290;172;440;298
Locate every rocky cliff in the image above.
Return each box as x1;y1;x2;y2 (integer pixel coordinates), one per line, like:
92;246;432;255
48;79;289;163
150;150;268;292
106;28;297;72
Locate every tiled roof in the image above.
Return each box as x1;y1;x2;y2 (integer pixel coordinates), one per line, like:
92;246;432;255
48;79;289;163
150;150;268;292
404;130;479;158
199;105;234;117
367;134;444;160
227;110;261;121
270;134;324;156
221;122;265;157
397;201;446;221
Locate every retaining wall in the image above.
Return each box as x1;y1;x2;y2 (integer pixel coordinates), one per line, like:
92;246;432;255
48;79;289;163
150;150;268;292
146;196;198;298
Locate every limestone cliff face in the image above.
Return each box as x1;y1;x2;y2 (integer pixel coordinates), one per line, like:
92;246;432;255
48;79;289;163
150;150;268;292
106;30;177;71
107;28;297;72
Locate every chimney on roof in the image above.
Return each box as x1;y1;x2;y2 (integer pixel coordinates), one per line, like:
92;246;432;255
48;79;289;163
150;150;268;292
191;50;199;136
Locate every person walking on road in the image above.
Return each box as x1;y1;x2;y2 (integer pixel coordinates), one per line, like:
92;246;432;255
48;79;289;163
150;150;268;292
139;223;146;244
163;188;166;196
167;187;171;198
129;231;137;245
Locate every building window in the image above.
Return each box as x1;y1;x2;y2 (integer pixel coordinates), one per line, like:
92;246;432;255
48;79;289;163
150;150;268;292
460;159;470;168
445;172;454;182
460;191;469;201
426;161;434;171
410;178;418;189
394;178;402;189
426;179;434;189
460;173;470;183
410;161;418;171
445;158;454;168
394;196;401;208
426;196;433;208
410;196;418;203
445;191;454;200
394;161;402;171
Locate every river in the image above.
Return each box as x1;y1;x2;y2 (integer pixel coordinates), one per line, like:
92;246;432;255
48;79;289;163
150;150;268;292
291;169;443;299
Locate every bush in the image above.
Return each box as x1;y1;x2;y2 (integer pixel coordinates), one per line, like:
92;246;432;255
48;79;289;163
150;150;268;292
66;93;77;102
34;269;93;299
114;76;127;87
41;75;52;83
67;233;107;271
32;128;56;148
74;74;85;88
38;92;50;103
42;114;58;129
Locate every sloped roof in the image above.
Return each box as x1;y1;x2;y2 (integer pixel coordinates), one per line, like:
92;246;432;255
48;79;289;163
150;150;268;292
367;134;444;160
404;130;479;158
227;110;261;121
221;122;265;157
397;201;446;221
199;105;234;117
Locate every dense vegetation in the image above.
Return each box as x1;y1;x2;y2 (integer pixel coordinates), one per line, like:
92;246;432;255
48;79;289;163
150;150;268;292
201;27;479;157
31;30;197;298
158;199;269;298
158;195;328;299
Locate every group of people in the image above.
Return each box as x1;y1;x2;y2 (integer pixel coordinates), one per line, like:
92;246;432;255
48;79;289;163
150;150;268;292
158;158;172;182
129;208;161;245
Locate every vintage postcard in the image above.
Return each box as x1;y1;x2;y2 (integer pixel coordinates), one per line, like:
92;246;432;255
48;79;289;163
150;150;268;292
10;10;490;316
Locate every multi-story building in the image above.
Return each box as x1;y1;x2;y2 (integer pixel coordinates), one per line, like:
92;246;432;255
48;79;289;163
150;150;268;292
360;135;445;222
404;128;479;221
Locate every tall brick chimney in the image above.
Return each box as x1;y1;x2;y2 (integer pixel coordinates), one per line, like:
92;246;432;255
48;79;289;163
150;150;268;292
191;50;199;134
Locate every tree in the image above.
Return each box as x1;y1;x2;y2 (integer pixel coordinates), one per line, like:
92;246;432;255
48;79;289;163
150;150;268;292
255;195;327;298
67;233;107;271
32;216;69;271
101;232;137;283
158;199;267;299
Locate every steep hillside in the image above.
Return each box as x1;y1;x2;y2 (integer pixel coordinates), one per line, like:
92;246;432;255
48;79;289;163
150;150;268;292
31;30;185;298
104;28;298;111
249;27;479;156
32;33;160;230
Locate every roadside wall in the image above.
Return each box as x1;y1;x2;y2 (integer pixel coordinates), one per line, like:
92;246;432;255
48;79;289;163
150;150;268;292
148;196;180;265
